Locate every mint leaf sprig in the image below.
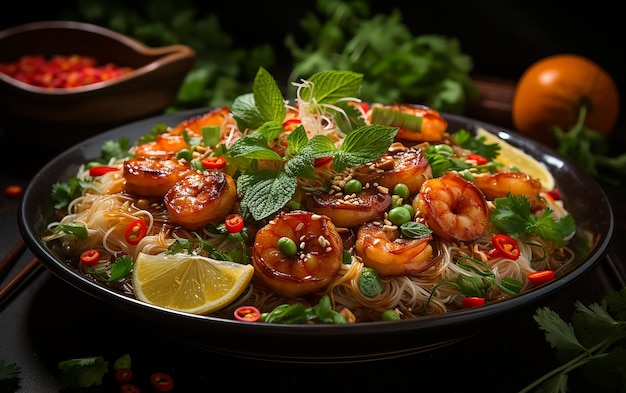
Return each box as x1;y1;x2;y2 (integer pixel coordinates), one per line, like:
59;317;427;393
520;286;626;393
226;67;398;221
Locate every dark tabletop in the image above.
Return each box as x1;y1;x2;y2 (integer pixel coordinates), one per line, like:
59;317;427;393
1;104;625;393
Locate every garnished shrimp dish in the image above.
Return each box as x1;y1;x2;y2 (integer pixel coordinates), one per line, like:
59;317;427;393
42;68;577;324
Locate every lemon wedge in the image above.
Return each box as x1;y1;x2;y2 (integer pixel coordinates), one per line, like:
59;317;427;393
477;127;555;191
132;252;254;315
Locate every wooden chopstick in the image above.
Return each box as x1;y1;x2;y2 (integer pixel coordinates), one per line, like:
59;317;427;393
0;238;26;282
0;257;41;303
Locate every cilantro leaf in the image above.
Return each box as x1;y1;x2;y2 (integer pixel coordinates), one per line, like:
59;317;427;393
51;177;94;210
490;195;575;245
454;129;500;161
0;359;21;380
58;356;108;389
108;255;133;281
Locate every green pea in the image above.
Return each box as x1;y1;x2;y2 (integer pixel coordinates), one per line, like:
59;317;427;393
388;206;411;226
392;183;410;200
359;267;383;297
402;204;415;218
277;237;297;256
381;310;401;321
344;179;363;194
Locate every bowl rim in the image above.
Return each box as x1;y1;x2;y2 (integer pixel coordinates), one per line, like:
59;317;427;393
0;20;196;95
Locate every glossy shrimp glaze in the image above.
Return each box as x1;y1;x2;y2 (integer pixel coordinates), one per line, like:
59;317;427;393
252;210;344;298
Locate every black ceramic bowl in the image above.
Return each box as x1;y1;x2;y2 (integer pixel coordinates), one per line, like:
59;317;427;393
18;108;614;363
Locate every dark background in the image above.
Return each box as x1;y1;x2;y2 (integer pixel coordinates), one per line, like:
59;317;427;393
2;0;624;95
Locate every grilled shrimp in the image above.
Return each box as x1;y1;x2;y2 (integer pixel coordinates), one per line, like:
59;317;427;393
134;134;189;159
252;210;343;298
369;104;448;143
123;157;194;198
415;172;489;242
169;106;232;138
305;188;391;228
164;171;237;230
355;221;434;276
352;144;432;196
472;172;544;209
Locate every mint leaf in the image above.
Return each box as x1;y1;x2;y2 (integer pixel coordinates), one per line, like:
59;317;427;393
226;132;282;161
300;70;363;104
231;93;265;130
253;67;286;123
238;171;297;220
332;125;398;172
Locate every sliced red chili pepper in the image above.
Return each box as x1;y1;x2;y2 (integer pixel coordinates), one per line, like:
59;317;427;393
201;156;226;170
547;188;562;201
467;153;488;165
124;219;148;245
119;384;140;393
282;118;302;130
234;306;261;322
491;234;521;260
527;270;556;286
224;214;244;233
114;368;133;384
89;166;119;176
80;249;100;266
314;156;333;168
150;372;174;392
5;185;23;197
462;297;485;308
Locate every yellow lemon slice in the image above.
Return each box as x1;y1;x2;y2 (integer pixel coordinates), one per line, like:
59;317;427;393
132;252;254;315
477;127;555;191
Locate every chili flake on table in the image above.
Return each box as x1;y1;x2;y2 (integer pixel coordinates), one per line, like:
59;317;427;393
0;54;133;88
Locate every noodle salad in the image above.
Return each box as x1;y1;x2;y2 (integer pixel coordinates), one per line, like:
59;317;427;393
43;68;576;323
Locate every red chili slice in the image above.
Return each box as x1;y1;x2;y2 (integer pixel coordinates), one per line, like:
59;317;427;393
124;219;148;245
80;249;100;266
89;166;119;176
282;118;302;130
114;369;133;384
527;270;556;286
150;372;174;392
201;156;226;170
491;234;521;260
224;214;244;233
462;297;485;308
234;306;261;322
119;384;140;393
314;156;333;168
5;185;23;197
467;153;488;165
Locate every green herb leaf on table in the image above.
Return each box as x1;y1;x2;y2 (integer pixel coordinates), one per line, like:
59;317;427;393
521;287;626;393
58;356;109;389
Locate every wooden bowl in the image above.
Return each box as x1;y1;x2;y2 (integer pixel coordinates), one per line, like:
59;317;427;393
0;20;196;148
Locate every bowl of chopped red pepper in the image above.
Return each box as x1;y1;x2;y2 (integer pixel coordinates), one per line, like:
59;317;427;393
0;20;196;148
